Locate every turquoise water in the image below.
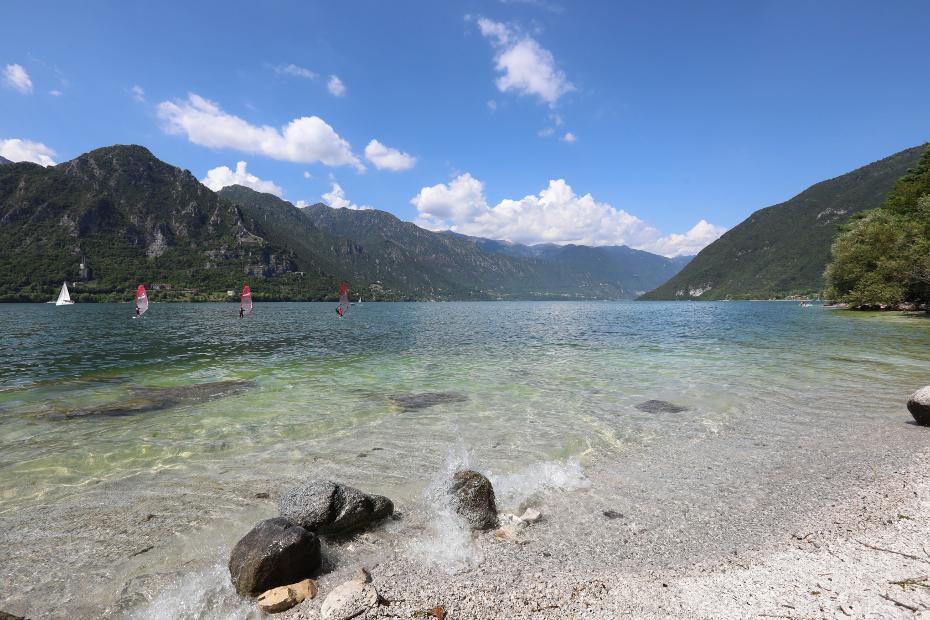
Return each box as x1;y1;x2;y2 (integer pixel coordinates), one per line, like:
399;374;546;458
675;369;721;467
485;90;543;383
1;301;929;617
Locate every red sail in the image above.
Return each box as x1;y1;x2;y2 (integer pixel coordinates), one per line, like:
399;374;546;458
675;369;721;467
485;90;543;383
338;282;349;316
136;284;149;315
241;284;253;315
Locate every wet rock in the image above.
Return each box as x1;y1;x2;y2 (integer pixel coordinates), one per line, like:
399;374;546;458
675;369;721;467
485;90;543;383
389;391;467;412
257;578;318;614
635;400;688;414
228;517;321;596
0;612;26;620
279;480;394;537
57;380;255;419
449;470;498;530
320;578;379;620
603;509;624;519
907;386;930;425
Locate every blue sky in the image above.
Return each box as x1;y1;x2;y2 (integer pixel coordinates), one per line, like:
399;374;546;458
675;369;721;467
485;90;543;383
2;1;928;256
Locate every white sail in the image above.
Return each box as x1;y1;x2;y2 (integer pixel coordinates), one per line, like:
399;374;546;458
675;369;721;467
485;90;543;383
55;282;74;306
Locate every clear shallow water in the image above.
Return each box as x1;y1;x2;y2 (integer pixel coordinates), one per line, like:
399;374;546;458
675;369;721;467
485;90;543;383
1;301;929;617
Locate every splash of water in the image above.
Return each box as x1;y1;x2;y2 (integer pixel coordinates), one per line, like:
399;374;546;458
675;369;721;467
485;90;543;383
126;563;255;620
489;458;590;511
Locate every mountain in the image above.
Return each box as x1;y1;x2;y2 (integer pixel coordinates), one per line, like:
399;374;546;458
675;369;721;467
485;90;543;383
0;145;316;302
0;156;12;165
640;145;927;300
222;185;690;299
0;144;690;302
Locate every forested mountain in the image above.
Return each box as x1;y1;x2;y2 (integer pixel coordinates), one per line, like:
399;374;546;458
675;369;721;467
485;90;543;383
0;144;690;301
640;145;926;300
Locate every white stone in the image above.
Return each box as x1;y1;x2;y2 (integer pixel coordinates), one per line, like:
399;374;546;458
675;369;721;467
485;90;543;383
320;579;378;620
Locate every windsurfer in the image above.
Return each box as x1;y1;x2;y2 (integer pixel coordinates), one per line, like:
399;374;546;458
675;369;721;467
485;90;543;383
239;307;244;319
135;305;140;317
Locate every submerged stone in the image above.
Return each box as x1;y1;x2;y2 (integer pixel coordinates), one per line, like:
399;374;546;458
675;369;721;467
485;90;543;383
389;391;467;412
228;517;321;597
449;470;498;530
907;386;930;425
279;480;394;538
635;400;688;414
54;380;255;419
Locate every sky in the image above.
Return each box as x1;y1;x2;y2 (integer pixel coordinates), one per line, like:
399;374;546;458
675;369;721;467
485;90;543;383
2;1;929;257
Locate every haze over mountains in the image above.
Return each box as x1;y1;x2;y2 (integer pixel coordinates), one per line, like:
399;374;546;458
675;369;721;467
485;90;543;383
641;144;928;300
0;144;689;302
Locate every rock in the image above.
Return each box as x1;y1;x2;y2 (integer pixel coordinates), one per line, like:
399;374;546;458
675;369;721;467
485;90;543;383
389;391;467;411
354;566;372;583
279;480;394;537
896;302;919;311
320;579;379;620
449;470;498;530
494;524;528;545
257;579;318;614
519;508;542;524
228;517;321;596
907;386;930;425
0;612;26;620
635;400;688;413
603;509;624;519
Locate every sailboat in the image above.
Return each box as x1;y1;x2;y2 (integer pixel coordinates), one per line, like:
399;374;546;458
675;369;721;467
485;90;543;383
240;284;253;316
48;282;75;305
336;282;349;317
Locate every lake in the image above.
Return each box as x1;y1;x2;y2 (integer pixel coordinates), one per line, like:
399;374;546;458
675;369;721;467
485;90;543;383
1;301;928;618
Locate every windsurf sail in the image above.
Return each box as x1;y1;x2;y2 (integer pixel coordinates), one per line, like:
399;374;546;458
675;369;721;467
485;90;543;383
54;282;74;305
136;284;149;316
338;282;349;317
241;284;253;316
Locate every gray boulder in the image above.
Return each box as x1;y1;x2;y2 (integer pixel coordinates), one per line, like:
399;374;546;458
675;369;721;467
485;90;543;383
449;470;498;530
279;481;393;537
228;517;321;596
908;386;930;425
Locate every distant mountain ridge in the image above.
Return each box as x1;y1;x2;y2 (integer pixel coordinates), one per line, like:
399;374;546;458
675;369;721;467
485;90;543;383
0;144;690;301
640;144;927;300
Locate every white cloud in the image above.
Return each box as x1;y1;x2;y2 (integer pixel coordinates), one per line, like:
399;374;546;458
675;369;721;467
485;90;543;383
0;138;56;165
327;75;346;97
487;99;497;111
537;127;555;137
322;182;368;210
295;200;311;208
131;85;145;102
3;64;33;94
201;161;283;196
303;171;313;179
475;18;573;106
275;64;317;80
364;139;416;171
157;93;364;171
560;132;577;143
639;220;727;258
49;89;62;97
411;174;725;256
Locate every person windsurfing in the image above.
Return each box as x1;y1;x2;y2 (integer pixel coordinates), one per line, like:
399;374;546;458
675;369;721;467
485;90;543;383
240;284;252;318
134;284;149;318
337;281;349;318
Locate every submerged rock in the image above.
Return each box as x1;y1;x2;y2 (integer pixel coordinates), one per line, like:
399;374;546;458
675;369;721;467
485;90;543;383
907;386;930;425
389;391;467;412
279;480;394;537
0;612;26;620
228;517;321;596
449;470;498;530
257;578;318;614
635;400;688;414
320;575;379;620
55;379;255;419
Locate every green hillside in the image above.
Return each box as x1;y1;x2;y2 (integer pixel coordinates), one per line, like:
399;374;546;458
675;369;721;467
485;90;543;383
640;145;926;300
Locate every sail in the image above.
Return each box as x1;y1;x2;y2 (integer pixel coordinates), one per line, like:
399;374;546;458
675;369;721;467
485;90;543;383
55;282;73;305
241;284;253;315
338;282;349;316
136;284;149;316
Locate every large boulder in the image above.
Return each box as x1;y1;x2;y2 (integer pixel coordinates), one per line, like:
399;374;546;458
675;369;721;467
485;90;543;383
228;517;321;596
279;480;394;537
908;386;930;425
449;470;498;530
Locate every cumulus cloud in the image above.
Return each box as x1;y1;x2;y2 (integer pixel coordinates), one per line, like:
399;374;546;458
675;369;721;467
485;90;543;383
327;75;346;97
364;139;416;171
638;220;727;258
411;174;724;256
201;161;283;196
322;182;368;210
475;18;573;106
303;171;313;179
560;132;577;143
131;85;145;102
275;63;317;79
3;64;33;94
157;93;364;171
0;138;56;165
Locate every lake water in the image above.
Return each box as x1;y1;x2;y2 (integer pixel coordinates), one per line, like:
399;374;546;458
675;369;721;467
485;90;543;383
1;301;928;618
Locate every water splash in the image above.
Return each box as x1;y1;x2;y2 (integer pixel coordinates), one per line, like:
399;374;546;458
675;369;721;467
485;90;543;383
489;458;590;511
126;564;255;620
